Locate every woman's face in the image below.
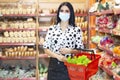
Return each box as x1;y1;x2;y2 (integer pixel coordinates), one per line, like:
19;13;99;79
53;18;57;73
60;5;70;13
58;5;70;22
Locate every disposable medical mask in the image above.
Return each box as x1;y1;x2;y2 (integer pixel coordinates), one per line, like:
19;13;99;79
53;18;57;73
59;12;70;22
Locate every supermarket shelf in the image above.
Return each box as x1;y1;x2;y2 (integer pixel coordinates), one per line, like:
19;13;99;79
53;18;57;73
98;45;113;55
113;8;120;15
100;65;113;76
0;77;36;80
97;28;120;36
0;43;35;46
0;56;36;60
0;28;36;31
98;45;120;59
114;72;120;80
100;65;120;80
98;28;112;34
113;54;120;60
39;13;56;17
0;27;50;32
1;14;36;17
0;54;48;60
89;9;113;16
75;13;88;16
112;30;120;36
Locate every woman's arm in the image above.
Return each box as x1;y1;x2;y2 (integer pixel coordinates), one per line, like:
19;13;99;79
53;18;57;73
44;48;67;62
59;48;81;54
71;49;81;54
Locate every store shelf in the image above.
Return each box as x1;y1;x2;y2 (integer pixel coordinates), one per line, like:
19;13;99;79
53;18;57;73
97;28;112;34
0;56;35;60
0;77;36;80
98;45;120;60
89;9;113;16
0;28;36;31
97;28;120;36
113;8;120;15
0;54;48;60
39;13;56;17
112;30;120;36
81;27;87;31
98;45;113;55
100;64;120;80
0;43;35;46
75;13;88;16
1;14;36;17
100;65;113;76
114;72;120;80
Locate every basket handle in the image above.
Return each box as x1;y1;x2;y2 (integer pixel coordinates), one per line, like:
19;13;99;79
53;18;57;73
75;48;96;60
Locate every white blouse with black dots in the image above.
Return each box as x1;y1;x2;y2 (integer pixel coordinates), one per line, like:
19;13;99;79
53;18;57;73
43;23;84;56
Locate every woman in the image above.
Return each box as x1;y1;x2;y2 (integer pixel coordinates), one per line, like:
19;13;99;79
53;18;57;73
43;2;84;80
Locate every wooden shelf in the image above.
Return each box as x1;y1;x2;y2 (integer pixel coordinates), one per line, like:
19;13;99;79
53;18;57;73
98;45;120;60
100;65;113;76
113;8;120;15
0;28;36;31
98;45;113;55
0;56;36;60
39;0;85;3
0;77;36;80
1;14;36;17
100;65;120;80
39;13;56;17
89;8;120;16
97;28;120;36
90;9;113;16
75;13;88;16
0;43;35;46
0;54;48;60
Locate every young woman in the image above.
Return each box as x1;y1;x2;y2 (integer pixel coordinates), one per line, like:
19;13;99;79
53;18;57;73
43;2;84;80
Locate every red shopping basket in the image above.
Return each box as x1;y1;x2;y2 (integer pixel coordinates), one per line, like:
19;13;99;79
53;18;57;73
64;49;101;80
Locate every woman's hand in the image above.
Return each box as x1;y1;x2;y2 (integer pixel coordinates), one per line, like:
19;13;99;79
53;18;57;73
59;48;72;54
56;54;67;62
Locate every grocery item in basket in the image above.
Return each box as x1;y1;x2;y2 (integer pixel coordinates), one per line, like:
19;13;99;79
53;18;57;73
67;55;91;66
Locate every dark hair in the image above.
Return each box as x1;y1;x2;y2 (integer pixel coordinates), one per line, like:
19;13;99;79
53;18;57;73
56;2;76;27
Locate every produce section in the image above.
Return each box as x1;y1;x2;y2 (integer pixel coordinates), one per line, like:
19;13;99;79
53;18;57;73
89;0;120;79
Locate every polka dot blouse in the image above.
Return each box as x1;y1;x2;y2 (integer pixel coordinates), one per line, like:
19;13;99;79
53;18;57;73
43;23;84;55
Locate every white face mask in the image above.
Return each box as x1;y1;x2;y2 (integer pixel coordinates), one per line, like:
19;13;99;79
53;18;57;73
59;12;70;22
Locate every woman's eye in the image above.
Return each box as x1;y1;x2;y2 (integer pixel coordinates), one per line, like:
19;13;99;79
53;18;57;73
60;10;70;13
60;10;63;12
65;10;69;13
